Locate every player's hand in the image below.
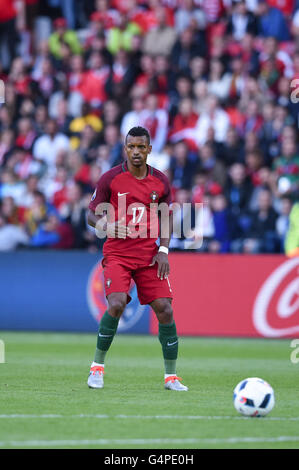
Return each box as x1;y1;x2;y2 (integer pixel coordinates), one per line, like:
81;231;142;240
107;217;131;239
149;252;170;280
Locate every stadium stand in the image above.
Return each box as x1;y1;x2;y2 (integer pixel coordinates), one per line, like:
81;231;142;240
0;0;299;253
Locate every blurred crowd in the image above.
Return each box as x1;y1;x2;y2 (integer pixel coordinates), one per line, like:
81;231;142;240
0;0;299;253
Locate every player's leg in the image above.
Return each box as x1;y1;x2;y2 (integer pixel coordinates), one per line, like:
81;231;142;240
94;293;127;363
88;257;132;389
88;293;127;389
150;297;188;392
134;264;188;391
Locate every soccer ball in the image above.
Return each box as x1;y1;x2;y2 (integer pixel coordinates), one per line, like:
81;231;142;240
233;377;275;417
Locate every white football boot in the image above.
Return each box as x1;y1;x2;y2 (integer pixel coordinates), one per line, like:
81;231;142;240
87;365;104;389
164;375;188;391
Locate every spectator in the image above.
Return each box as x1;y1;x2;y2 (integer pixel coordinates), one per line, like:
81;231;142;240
34;104;49;135
169;74;193;117
239;33;260;76
170;27;205;76
102;124;123;167
23;189;58;235
91;0;120;30
59;182;91;248
120;97;145;138
139;94;168;153
291;9;299;42
21;174;41;208
197;143;227;188
0;0;19;71
7;146;44;182
186;194;215;251
175;0;206;33
8;57;31;98
241;99;264;137
169;97;199;151
106;49;137;101
75;124;99;163
226;0;258;41
206;58;232;102
242;188;279;253
0;211;29;251
77;51;110;108
1;195;24;225
69;102;103;143
225;162;253;215
68;54;85;94
226;54;247;103
285;201;299;257
262;37;293;78
0;129;15;167
189;56;207;83
209;193;231;253
190;94;230;147
102;99;121;127
31;40;52;82
197;0;225;24
273;138;299;197
191;169;223;204
245;149;265;184
276;195;293;251
15;117;37;151
146;145;171;173
30;213;74;249
169;187;195;250
218;127;244;167
32;118;70;176
106;12;141;55
0;168;26;205
48;17;82;60
256;0;291;41
142;6;177;57
46;165;71;206
170;140;198;190
259;100;279;163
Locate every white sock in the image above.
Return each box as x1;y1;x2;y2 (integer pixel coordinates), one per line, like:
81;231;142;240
164;373;176;379
91;361;104;368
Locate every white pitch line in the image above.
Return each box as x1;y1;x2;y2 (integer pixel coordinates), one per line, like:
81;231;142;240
0;436;299;447
0;414;299;421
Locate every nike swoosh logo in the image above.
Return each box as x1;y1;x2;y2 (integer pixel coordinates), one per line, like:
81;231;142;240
98;333;113;337
167;340;178;347
118;192;129;196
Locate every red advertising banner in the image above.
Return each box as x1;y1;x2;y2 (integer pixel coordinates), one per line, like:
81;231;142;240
149;254;299;338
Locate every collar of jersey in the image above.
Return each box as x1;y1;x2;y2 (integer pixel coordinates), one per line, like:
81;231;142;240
122;160;153;177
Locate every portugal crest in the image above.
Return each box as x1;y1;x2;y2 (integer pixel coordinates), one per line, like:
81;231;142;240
150;191;159;203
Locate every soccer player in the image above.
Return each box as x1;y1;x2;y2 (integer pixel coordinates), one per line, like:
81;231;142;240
86;126;188;391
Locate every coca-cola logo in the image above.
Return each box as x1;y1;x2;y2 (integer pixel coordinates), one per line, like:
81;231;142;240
253;258;299;337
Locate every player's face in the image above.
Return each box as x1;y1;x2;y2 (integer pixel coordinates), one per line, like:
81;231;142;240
125;135;152;168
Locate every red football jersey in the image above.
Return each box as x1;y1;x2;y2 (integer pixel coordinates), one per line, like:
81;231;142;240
89;161;171;262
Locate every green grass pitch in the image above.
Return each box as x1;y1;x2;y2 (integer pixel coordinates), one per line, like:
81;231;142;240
0;331;298;449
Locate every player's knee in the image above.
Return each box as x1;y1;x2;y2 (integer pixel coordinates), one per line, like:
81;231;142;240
154;300;173;324
108;298;126;318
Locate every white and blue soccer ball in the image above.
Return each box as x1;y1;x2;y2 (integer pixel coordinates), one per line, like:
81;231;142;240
233;377;275;417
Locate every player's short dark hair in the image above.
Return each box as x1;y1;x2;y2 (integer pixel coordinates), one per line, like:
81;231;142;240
126;126;151;144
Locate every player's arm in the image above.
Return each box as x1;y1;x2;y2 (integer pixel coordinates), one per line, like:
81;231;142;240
88;209;129;239
150;208;173;280
159;207;173;251
88;175;130;239
87;209;106;229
